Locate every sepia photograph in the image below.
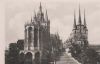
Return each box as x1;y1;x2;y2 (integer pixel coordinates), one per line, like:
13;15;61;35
5;0;100;64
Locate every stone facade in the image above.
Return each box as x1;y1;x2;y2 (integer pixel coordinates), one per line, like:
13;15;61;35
20;3;51;64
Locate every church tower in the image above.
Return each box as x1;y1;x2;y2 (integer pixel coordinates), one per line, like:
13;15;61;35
22;3;51;59
73;10;76;30
84;9;86;28
70;7;88;47
73;10;77;35
78;6;82;25
83;9;88;40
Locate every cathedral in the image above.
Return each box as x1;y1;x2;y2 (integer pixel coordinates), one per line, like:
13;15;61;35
67;7;88;47
20;3;51;64
24;3;50;51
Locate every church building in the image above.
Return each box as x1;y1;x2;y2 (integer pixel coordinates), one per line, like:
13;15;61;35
20;3;51;64
67;7;88;48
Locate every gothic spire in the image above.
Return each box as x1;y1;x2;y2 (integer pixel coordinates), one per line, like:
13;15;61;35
45;9;48;21
39;2;42;13
78;5;82;25
73;10;76;29
31;17;32;22
84;9;87;27
34;11;37;19
37;2;44;20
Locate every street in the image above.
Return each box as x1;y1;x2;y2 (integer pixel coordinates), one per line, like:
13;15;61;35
55;52;81;64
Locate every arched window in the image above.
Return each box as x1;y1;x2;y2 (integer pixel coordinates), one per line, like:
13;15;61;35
28;27;32;50
28;27;32;42
25;52;32;64
35;52;40;59
34;28;38;47
19;53;24;64
34;52;40;64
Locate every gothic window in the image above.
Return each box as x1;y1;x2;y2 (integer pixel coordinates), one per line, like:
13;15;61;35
25;52;32;64
28;27;32;50
28;27;32;43
34;28;38;47
34;52;40;64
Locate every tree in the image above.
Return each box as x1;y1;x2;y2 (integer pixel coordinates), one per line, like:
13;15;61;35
17;40;24;50
8;43;19;64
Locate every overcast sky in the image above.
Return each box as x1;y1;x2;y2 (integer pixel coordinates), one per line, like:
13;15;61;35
6;0;100;46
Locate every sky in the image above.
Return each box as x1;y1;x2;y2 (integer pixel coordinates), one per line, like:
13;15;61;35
6;0;100;47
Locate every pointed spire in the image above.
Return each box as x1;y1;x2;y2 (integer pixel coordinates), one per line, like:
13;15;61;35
45;9;48;21
84;9;87;27
34;10;37;19
31;17;32;22
73;10;76;29
24;22;26;27
78;4;82;25
37;2;44;20
39;2;42;13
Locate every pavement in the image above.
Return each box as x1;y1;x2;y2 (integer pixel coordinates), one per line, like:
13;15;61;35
55;52;81;64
